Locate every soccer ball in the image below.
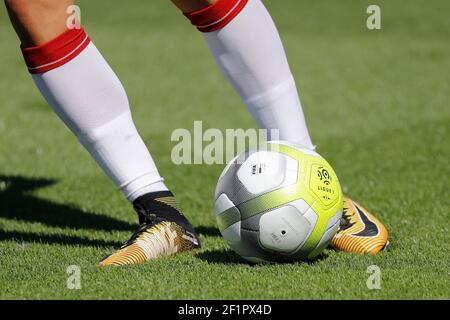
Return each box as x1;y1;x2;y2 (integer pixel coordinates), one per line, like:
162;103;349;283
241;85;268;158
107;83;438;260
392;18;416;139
214;141;343;263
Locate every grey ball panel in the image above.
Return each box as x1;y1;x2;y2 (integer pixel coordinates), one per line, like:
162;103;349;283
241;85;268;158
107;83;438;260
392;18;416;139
214;149;259;205
240;212;263;231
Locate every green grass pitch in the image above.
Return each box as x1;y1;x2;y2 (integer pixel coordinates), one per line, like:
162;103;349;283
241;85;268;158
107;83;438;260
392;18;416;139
0;0;449;299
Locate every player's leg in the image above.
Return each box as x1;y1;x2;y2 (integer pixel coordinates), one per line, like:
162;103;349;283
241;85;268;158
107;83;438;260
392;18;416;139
5;0;73;46
171;0;214;12
173;0;388;254
7;0;169;201
172;0;314;149
5;0;200;265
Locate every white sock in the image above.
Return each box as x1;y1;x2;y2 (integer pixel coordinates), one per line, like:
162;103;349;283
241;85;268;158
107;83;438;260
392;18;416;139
202;0;315;150
27;38;167;201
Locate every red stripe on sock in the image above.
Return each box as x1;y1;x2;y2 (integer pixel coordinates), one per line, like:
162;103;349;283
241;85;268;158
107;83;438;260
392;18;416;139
183;0;248;33
21;27;91;74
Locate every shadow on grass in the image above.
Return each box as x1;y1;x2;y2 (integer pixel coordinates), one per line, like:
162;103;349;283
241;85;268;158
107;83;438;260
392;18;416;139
196;248;330;265
196;249;249;265
0;229;121;248
195;225;221;237
0;175;134;232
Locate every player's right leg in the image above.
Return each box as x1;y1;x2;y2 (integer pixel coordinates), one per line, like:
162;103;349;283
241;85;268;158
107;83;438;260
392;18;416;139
172;0;388;254
5;0;200;265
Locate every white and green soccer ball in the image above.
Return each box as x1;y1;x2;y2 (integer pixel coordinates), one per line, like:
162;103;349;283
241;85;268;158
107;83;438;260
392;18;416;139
214;141;343;263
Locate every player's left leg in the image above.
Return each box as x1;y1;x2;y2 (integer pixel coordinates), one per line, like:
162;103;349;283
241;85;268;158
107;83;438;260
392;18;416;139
172;0;388;254
5;0;200;266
